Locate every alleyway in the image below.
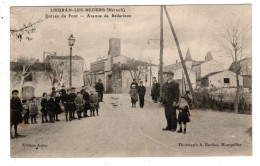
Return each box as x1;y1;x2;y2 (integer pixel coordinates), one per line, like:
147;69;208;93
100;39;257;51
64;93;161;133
11;94;252;157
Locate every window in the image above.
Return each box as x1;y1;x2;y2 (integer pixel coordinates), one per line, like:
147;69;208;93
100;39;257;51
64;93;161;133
24;73;33;82
224;78;230;84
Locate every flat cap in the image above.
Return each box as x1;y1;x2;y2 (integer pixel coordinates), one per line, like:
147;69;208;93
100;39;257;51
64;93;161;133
167;71;174;76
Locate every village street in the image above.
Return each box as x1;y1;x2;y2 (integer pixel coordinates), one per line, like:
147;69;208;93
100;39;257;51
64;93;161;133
11;94;252;157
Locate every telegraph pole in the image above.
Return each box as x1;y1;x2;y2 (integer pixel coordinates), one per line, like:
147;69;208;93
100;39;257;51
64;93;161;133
163;6;197;103
159;5;164;98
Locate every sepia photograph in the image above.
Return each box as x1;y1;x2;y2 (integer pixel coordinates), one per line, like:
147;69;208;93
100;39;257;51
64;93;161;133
9;5;252;158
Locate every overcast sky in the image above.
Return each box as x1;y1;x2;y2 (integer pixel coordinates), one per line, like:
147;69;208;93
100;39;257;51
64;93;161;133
10;5;251;69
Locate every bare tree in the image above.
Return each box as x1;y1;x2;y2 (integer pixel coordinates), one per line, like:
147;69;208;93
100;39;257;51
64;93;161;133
48;58;79;89
10;7;44;41
215;19;251;113
125;58;151;83
11;57;37;98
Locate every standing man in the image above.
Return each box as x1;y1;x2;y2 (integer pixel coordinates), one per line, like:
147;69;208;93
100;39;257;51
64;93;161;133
10;90;23;138
138;81;146;108
161;71;180;132
95;79;104;102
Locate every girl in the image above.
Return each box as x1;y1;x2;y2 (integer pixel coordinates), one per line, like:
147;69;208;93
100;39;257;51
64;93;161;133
28;97;39;124
55;91;62;121
177;96;191;134
40;93;48;123
129;84;138;108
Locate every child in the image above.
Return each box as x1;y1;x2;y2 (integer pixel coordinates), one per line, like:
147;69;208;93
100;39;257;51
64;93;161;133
129;84;138;108
55;91;62;121
177;96;191;134
28;97;39;124
22;100;30;124
89;90;99;117
10;90;23;138
41;93;48;123
74;92;84;120
47;93;56;123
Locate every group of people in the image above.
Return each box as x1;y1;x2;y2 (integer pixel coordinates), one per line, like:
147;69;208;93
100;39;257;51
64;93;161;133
129;79;146;108
10;83;103;138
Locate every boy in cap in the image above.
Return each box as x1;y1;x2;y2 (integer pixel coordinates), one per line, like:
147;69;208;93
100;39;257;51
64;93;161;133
71;87;77;119
137;81;146;108
65;88;73;121
10;90;23;138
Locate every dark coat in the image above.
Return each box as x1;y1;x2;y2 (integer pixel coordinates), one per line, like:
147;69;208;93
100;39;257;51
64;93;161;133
161;80;180;105
130;82;138;88
138;85;146;95
95;82;104;93
40;98;47;114
82;91;90;110
60;89;66;102
55;96;62;114
46;98;56;115
151;82;160;96
10;97;23;124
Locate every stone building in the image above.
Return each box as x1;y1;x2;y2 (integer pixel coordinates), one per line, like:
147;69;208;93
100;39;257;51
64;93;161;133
86;38;158;93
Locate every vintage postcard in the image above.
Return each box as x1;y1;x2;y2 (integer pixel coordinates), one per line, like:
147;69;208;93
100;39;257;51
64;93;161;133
10;5;252;157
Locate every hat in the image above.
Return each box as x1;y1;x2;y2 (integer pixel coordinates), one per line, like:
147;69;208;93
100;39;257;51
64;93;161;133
98;79;102;81
12;90;19;94
167;71;174;76
62;85;65;87
71;87;76;89
67;89;71;92
140;81;143;83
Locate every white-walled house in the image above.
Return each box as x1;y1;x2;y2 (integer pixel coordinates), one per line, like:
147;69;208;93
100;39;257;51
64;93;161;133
200;60;226;78
201;70;243;88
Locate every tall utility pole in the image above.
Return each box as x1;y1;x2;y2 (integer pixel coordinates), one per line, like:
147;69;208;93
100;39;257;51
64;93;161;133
159;5;164;98
69;46;72;88
163;6;197;103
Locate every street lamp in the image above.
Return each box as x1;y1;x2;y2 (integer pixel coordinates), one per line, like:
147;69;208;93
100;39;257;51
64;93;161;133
68;34;76;88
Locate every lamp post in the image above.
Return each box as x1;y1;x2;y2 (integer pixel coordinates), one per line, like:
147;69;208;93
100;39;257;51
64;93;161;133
68;34;76;88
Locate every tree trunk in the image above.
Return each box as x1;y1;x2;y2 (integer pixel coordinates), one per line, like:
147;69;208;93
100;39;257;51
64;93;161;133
234;49;239;113
234;72;240;113
19;76;24;99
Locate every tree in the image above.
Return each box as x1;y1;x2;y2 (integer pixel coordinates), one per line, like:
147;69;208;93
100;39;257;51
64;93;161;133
124;58;151;83
11;57;37;98
216;19;251;113
48;57;79;89
10;7;44;41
